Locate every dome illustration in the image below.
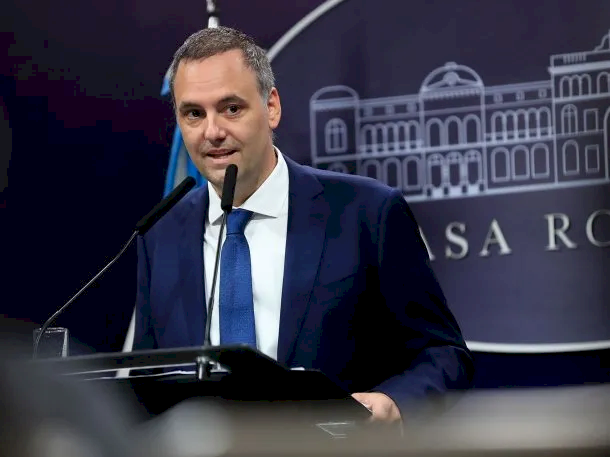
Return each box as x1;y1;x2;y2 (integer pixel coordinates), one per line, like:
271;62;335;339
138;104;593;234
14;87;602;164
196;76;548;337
310;85;359;103
420;62;484;94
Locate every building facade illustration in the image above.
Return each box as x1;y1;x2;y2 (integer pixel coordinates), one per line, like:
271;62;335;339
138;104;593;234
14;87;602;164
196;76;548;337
310;31;610;201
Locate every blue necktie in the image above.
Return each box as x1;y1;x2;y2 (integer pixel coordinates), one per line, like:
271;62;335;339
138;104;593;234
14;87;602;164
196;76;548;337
219;209;256;347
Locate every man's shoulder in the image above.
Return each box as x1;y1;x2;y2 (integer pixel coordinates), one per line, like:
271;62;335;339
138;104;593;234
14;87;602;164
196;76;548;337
143;185;207;240
181;184;208;206
297;162;401;205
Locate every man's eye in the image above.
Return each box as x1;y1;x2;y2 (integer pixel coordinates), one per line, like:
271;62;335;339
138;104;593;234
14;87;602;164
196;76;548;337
226;105;241;115
186;110;201;119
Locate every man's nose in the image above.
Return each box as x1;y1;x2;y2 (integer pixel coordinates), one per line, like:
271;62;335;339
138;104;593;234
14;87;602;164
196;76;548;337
204;115;226;142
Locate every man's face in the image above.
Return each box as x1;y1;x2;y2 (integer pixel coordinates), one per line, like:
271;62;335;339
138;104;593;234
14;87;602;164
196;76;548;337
173;49;281;201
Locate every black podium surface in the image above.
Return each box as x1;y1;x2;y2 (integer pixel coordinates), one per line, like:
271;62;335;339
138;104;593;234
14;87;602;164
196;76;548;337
34;344;371;426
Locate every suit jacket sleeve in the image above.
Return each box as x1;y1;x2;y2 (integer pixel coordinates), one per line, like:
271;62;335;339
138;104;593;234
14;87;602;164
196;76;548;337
371;190;475;413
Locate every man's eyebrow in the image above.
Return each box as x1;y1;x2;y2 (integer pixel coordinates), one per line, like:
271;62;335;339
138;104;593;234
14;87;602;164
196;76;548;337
178;95;247;111
218;95;247;105
178;101;202;111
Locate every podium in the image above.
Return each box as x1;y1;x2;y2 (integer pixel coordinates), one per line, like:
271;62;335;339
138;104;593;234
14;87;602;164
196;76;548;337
34;344;372;438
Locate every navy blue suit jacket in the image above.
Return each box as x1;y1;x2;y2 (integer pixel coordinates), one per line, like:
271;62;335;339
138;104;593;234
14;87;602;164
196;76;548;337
134;156;474;413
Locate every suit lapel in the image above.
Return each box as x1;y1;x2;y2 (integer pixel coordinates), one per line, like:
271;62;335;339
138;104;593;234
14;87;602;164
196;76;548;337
277;158;330;365
177;185;209;347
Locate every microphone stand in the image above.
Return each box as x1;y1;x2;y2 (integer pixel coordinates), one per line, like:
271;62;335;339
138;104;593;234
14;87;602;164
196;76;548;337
33;177;196;359
199;164;237;380
33;232;138;359
198;211;227;380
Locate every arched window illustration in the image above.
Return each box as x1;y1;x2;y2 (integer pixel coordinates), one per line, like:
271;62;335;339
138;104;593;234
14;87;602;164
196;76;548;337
527;108;539;137
445;116;462;144
383;158;402;189
560;76;571;98
580;74;592;96
397;122;409;150
328;162;348;174
362;159;381;180
491;148;510;182
446;152;463;186
324;118;348;154
465;150;482;185
408;121;420;148
427;154;444;187
373;123;388;154
385;122;398;153
562;141;580;176
403;157;421;190
561;105;578;134
538;107;551;137
426;118;444;146
560;74;591;96
506;111;519;139
597;72;610;94
498;111;514;140
491;112;506;141
361;125;376;154
570;76;578;97
531;143;550;178
516;109;529;138
512;146;530;180
566;75;581;97
464;115;481;144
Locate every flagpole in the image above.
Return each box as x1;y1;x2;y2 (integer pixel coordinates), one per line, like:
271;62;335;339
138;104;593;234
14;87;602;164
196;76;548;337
182;1;218;183
207;0;219;28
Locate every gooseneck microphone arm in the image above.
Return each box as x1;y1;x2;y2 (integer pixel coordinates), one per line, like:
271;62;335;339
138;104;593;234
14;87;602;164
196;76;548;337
199;164;238;379
33;232;138;359
204;219;226;347
33;177;197;359
204;163;238;348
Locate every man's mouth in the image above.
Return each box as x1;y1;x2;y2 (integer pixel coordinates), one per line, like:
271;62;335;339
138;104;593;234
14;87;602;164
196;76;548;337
206;149;237;158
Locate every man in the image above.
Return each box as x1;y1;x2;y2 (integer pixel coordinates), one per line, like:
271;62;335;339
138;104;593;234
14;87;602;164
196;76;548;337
134;26;474;423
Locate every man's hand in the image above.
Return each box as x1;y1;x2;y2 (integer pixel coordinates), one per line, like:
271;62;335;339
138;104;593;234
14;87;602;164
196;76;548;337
352;392;401;423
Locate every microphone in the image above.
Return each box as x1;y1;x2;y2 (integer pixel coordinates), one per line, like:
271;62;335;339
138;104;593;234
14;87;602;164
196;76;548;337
33;176;197;359
135;176;197;235
220;164;238;213
204;164;237;350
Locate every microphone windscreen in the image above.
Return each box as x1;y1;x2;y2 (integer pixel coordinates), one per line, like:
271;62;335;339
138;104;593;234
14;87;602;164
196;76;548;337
220;164;238;213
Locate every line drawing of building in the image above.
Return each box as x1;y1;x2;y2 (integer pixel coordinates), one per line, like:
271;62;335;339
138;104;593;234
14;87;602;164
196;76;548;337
310;30;610;202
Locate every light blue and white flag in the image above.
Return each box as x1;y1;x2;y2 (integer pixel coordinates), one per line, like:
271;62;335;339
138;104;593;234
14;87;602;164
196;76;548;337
161;71;206;197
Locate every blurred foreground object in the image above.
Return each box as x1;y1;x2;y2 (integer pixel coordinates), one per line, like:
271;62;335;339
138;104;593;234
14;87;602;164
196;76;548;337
400;385;610;456
0;344;137;457
131;384;610;457
2;328;608;457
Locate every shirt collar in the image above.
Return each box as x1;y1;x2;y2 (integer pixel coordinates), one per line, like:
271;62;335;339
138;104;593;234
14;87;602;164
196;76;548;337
207;147;289;225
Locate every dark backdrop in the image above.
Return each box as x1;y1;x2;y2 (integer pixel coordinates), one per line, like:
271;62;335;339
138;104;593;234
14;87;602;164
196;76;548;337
1;0;607;388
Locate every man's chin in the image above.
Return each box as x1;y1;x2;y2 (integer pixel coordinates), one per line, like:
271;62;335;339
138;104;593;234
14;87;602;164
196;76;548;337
206;168;234;191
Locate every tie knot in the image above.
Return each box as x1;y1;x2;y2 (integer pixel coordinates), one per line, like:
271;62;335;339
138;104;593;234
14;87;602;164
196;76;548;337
226;209;253;235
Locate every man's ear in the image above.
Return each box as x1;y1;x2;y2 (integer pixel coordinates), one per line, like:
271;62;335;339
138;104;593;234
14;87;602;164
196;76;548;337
267;87;281;129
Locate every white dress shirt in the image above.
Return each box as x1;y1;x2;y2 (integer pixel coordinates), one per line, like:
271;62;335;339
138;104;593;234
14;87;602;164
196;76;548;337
203;149;289;360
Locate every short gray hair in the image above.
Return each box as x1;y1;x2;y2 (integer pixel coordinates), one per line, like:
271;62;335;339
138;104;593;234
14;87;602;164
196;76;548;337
168;26;275;106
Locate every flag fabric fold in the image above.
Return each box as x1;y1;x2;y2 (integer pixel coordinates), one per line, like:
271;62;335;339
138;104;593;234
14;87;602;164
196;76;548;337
161;71;206;197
